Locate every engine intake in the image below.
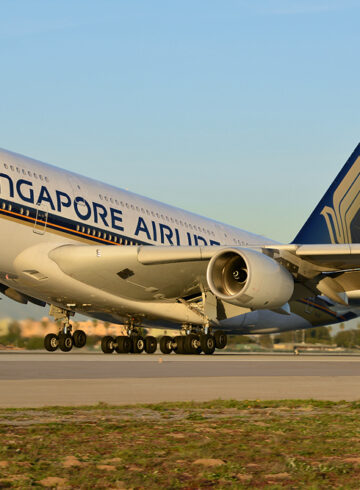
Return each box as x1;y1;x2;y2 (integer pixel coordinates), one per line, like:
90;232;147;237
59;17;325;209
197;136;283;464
206;248;294;309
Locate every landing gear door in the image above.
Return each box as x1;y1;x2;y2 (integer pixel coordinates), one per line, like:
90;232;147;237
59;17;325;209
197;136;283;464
33;204;48;235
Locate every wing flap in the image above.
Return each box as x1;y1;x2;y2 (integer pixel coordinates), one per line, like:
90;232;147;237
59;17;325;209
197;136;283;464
265;244;360;270
295;244;360;269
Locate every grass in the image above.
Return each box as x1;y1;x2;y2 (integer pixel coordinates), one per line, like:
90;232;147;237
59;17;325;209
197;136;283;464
0;399;360;488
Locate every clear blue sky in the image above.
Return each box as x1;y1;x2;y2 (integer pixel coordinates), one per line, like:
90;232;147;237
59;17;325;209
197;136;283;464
0;0;359;321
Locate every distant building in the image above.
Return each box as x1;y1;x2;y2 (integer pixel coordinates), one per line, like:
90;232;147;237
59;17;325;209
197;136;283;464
18;317;127;338
0;318;12;336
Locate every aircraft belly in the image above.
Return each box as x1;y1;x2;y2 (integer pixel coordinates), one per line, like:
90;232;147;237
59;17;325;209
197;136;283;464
49;244;208;301
3;242;203;325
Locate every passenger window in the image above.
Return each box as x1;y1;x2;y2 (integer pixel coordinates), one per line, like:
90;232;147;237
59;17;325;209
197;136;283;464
39;175;43;181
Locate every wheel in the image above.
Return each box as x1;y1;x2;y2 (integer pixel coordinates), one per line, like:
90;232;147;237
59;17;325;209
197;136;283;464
58;333;73;352
200;334;216;355
44;333;59;352
144;336;157;354
214;331;227;349
101;335;115;354
73;330;87;348
173;335;186;354
185;334;201;354
131;335;145;354
115;336;131;354
160;335;173;354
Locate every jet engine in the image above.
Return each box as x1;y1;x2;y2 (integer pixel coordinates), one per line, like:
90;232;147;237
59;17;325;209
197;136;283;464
206;248;294;309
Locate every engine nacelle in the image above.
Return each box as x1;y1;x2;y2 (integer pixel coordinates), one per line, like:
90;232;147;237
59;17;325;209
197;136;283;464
206;248;294;310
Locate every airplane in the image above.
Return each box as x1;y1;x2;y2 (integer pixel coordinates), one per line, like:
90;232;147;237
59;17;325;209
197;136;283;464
0;143;360;355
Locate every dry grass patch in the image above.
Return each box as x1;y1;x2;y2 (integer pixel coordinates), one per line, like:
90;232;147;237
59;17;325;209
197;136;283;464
0;399;360;487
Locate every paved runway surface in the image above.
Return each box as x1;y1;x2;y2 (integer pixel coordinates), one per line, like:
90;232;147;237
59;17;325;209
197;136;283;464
1;351;360;406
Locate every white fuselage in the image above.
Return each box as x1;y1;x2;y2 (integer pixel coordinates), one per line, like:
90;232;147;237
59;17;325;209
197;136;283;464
0;148;352;334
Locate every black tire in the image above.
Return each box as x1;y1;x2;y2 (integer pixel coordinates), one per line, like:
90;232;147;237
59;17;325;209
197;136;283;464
145;336;157;354
185;334;201;354
73;330;87;348
58;333;73;352
173;335;186;354
200;334;216;355
160;336;173;354
44;333;59;352
115;336;131;354
132;335;145;354
214;331;227;350
101;335;115;354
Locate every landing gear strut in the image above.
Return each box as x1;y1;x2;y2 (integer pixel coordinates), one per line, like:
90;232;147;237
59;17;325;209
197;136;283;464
44;306;87;353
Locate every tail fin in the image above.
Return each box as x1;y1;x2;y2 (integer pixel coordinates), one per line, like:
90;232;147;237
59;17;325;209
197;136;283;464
293;143;360;244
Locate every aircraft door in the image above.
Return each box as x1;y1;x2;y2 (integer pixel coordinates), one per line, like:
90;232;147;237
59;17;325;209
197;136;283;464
33;203;48;235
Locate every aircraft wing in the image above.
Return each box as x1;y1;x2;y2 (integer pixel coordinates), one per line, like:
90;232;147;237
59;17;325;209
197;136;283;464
48;243;360;308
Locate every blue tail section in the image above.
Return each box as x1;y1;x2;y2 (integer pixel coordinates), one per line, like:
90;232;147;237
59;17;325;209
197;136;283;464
293;143;360;244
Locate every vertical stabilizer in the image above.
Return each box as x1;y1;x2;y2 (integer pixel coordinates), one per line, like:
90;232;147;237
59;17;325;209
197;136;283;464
293;143;360;244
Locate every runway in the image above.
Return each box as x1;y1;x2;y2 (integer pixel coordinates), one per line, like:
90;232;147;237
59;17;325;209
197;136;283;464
1;351;360;406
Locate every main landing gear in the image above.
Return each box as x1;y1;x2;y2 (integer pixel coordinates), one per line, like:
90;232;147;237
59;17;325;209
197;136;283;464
101;328;228;356
44;306;87;353
158;330;227;355
101;320;158;355
101;334;157;354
